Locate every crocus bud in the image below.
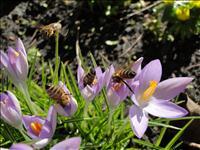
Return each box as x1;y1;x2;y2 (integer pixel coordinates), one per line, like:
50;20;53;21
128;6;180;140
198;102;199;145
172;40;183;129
0;38;28;86
0;91;22;130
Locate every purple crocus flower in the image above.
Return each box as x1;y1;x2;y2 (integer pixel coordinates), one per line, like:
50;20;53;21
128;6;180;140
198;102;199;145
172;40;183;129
104;57;143;107
7;137;81;150
22;106;57;149
77;65;104;102
0;91;22;130
0;38;28;86
54;81;78;116
129;59;193;138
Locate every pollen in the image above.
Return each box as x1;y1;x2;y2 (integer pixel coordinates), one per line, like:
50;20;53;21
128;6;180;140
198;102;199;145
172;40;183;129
0;98;7;104
92;78;98;85
30;121;42;136
142;80;158;101
112;83;122;91
14;51;19;57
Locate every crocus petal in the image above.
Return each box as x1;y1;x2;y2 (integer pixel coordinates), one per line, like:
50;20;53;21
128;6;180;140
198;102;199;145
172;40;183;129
45;105;57;137
62;97;78;116
154;77;193;100
50;137;81;150
16;51;28;79
138;59;162;96
131;94;140;106
33;138;50;149
104;65;115;88
77;65;85;89
6;91;21;115
107;88;121;107
144;100;188;118
81;85;95;101
16;38;27;57
95;67;104;93
0;106;22;130
131;57;143;74
129;105;149;138
7;47;18;65
10;143;33;150
7;47;24;79
0;51;9;68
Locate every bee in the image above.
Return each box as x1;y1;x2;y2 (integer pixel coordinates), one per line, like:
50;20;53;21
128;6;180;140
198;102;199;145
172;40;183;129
39;21;62;37
112;69;136;93
46;85;70;107
83;69;96;87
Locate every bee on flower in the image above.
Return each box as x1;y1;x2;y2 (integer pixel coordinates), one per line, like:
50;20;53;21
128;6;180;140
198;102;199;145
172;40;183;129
77;65;105;102
104;57;143;108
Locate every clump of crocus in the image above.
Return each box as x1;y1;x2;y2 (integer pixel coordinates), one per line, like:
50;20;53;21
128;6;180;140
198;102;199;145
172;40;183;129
22;106;57;149
0;38;28;87
0;91;23;130
77;65;104;102
8;137;81;150
129;59;193;138
51;81;78;117
104;57;143;108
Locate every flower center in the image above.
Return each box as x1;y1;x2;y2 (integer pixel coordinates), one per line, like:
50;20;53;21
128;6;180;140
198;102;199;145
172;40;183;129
112;83;122;91
0;98;7;104
92;78;98;85
141;80;158;101
14;51;19;57
30;121;42;136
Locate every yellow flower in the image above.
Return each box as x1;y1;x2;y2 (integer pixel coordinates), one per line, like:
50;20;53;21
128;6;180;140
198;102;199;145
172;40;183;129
163;0;174;4
175;7;190;21
190;0;200;8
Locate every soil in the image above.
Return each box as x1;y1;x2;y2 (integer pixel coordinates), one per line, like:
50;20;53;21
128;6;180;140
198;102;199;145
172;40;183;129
0;0;199;149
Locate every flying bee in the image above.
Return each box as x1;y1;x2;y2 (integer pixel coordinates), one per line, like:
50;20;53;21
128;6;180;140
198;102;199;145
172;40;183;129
83;69;96;87
46;85;70;107
112;69;136;93
39;21;62;37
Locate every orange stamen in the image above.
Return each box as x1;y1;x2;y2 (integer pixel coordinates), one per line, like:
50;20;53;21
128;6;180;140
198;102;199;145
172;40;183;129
142;80;158;101
112;83;122;91
92;78;98;85
14;51;19;57
30;121;42;136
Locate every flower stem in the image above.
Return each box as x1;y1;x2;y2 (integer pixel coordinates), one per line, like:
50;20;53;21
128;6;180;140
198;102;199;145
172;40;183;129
107;108;115;135
17;83;35;115
19;129;30;141
54;31;60;84
19;82;43;115
82;101;89;130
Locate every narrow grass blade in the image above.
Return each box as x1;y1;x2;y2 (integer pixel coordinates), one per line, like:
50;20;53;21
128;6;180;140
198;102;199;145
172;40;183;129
165;119;193;149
